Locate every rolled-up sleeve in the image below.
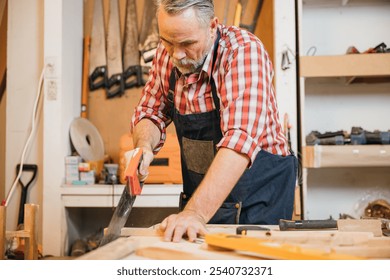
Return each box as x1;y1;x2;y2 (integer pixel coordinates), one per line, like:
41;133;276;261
216;40;275;166
131;45;172;153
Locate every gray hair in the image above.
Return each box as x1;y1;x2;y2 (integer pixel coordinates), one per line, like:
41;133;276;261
155;0;215;27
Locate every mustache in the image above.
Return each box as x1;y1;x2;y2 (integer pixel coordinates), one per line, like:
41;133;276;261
172;58;196;67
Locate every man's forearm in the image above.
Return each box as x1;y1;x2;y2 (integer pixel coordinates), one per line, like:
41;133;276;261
184;147;250;222
132;119;161;152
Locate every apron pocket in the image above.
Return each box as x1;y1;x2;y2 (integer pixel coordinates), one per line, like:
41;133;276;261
182;137;215;175
208;202;242;224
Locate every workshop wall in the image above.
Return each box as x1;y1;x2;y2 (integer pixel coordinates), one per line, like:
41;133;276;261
82;0;275;164
2;0;45;241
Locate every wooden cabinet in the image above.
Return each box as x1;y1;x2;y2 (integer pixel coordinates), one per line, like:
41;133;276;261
297;0;390;219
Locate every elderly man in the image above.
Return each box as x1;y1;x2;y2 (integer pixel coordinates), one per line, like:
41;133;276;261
131;0;297;242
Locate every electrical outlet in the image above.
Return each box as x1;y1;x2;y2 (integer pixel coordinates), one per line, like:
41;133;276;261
46;79;58;101
45;56;58;79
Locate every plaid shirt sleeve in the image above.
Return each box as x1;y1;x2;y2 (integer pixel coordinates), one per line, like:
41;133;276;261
131;44;172;153
215;28;288;165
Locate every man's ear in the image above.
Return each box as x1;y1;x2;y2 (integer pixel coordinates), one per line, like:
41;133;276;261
210;17;218;34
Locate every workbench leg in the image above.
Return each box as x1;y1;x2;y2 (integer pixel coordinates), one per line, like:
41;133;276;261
24;204;39;260
0;206;5;260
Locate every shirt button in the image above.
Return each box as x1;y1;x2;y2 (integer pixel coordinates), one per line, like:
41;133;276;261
182;194;187;199
235;203;240;209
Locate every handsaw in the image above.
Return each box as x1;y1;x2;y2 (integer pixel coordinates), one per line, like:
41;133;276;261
138;0;159;67
239;0;264;33
99;148;143;247
122;0;145;88
81;36;90;118
89;0;108;91
106;0;125;98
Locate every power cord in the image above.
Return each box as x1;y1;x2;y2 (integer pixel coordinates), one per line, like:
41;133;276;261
1;67;45;207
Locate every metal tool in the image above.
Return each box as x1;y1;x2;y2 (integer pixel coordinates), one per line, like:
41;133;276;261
279;219;337;231
138;0;159;67
279;218;384;237
89;0;107;91
99;148;143;247
239;0;264;33
236;225;270;235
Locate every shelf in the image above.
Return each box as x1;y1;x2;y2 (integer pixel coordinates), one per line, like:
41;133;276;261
300;54;390;78
302;145;390;168
60;184;182;208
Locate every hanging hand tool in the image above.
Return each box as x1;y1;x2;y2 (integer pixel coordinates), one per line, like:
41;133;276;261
122;0;147;88
106;0;125;98
138;0;159;67
239;0;264;33
99;148;143;247
81;36;90;118
89;0;108;91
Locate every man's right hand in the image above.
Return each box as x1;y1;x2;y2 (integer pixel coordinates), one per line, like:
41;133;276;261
124;148;154;182
138;147;154;182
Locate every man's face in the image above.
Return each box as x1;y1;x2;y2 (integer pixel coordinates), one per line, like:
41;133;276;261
157;7;217;74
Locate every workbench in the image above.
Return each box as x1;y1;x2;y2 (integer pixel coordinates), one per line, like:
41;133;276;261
77;224;390;260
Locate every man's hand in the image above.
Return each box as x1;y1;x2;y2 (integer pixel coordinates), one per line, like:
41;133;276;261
138;148;154;182
159;210;208;242
124;148;154;182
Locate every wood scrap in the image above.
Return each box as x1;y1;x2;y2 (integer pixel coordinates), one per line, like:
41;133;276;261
135;240;258;260
77;236;137;260
244;229;390;259
205;233;363;260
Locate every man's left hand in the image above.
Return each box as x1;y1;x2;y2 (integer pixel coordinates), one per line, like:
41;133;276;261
159;210;208;242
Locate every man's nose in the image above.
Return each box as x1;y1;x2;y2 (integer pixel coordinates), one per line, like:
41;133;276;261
172;46;186;60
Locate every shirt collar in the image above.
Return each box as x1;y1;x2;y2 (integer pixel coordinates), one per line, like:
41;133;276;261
174;26;221;85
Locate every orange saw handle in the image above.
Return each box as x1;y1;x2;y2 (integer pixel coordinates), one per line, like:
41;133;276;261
124;148;143;195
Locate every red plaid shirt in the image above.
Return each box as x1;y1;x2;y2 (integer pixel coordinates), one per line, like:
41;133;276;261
132;25;289;166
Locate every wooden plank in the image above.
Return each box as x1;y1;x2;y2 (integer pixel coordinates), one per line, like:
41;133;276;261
300;54;390;78
205;233;363;260
0;205;5;260
6;230;31;239
338;219;382;237
77;236;138;260
303;145;390;168
246;230;375;246
135;240;258;260
24;204;39;260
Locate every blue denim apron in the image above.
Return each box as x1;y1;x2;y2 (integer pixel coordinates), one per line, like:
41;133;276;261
166;31;297;225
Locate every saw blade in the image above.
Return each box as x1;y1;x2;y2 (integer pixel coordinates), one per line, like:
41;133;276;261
99;186;136;246
89;0;107;90
123;0;139;70
138;0;159;65
106;0;123;77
